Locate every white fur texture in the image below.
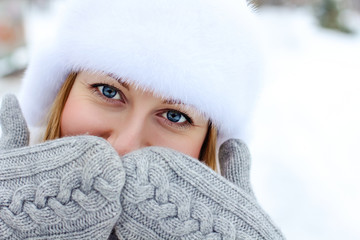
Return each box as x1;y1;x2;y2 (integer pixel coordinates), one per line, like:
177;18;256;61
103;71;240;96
20;0;263;143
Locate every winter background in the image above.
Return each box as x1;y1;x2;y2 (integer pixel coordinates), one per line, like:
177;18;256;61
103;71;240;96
1;1;360;239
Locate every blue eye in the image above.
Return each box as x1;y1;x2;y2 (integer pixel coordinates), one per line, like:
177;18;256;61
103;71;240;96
97;85;121;99
164;110;187;123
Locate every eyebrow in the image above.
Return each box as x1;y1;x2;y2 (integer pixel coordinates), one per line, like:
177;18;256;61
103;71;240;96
107;74;130;90
107;73;182;105
162;98;183;105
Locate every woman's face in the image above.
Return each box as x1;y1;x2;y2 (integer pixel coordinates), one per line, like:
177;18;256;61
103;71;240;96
60;71;209;157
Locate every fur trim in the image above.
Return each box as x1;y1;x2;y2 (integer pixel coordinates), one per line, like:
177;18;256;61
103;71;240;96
20;0;263;142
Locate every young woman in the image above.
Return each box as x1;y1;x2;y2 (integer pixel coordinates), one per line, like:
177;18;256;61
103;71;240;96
0;0;284;239
20;0;262;166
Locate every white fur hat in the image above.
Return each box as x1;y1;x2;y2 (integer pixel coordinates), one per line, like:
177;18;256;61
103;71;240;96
20;0;263;143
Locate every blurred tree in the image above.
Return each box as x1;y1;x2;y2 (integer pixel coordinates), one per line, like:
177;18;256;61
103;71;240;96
252;0;359;12
315;0;353;33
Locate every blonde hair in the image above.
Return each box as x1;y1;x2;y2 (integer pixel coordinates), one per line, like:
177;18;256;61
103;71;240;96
44;73;218;170
44;72;77;141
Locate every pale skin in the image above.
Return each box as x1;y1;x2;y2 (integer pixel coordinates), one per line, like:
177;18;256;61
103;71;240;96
61;71;209;157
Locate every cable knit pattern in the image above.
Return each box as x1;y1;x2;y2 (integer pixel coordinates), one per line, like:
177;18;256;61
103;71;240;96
0;94;126;239
115;142;285;240
0;136;125;240
1;95;284;239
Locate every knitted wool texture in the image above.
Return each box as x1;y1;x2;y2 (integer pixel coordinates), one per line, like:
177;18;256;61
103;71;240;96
1;95;285;239
0;95;29;150
0;95;125;240
115;139;285;239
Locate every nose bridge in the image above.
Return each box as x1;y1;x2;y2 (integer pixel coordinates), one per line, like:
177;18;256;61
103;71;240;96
108;113;148;156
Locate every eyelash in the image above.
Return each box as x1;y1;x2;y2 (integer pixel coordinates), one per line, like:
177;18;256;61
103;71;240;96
90;83;194;129
90;82;125;104
158;109;194;130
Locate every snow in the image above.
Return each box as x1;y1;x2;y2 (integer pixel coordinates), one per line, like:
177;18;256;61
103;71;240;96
1;6;360;240
249;7;360;240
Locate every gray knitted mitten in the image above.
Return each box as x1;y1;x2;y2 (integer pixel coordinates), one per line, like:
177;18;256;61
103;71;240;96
0;95;125;240
115;140;285;239
0;95;29;151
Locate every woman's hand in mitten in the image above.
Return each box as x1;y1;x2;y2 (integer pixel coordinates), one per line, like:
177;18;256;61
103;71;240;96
115;139;285;240
218;139;284;239
0;94;29;151
0;95;125;240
